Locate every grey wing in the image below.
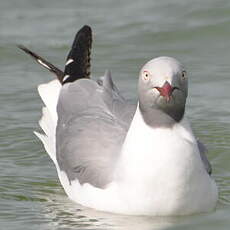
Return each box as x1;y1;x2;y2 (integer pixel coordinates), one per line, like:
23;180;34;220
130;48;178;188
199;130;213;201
56;72;135;188
197;140;212;175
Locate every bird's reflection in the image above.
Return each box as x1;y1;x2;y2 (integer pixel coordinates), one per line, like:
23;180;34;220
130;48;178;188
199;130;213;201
42;190;189;230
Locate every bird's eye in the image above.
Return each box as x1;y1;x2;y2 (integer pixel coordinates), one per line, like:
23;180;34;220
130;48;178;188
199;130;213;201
181;71;186;80
143;70;150;81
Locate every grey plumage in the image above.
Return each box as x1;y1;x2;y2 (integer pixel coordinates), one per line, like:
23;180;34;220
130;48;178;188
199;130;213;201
197;140;212;175
18;27;212;189
56;72;212;188
56;72;135;188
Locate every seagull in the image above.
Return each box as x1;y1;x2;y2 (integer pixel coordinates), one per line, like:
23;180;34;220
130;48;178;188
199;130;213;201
19;25;218;216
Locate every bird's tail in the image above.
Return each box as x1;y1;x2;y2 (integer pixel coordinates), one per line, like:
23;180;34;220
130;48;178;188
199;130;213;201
34;80;61;165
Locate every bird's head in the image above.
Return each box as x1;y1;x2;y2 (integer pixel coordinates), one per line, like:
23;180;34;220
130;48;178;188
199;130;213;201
138;57;188;126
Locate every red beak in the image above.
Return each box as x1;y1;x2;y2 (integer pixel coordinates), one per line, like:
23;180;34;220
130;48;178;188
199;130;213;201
155;81;174;102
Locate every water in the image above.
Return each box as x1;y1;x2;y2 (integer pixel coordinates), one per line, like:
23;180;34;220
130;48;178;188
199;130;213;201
1;0;230;229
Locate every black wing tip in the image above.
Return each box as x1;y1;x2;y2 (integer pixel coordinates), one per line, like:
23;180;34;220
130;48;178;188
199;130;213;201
17;44;41;61
17;44;24;50
80;25;92;33
18;44;64;83
63;25;93;84
17;44;25;50
71;25;92;50
17;44;33;55
18;24;93;85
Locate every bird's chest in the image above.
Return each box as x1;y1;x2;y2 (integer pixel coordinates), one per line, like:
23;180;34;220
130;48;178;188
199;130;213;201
119;126;196;180
115;113;202;195
112;121;207;215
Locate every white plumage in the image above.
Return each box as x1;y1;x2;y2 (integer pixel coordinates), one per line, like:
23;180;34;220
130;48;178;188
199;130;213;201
18;27;218;215
35;79;218;216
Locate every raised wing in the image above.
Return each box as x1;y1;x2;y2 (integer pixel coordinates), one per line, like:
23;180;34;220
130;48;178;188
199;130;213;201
63;25;92;84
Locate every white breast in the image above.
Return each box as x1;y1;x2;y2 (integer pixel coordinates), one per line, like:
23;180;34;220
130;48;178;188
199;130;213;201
111;105;218;215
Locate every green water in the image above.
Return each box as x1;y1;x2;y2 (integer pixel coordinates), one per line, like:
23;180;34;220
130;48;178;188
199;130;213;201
1;0;230;229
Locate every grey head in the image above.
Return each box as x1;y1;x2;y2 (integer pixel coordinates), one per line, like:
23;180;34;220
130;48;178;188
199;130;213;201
138;56;188;127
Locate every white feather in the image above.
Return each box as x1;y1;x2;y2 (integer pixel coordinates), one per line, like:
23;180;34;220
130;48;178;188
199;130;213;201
62;75;70;82
35;79;61;165
37;59;51;70
39;107;55;137
35;79;218;216
65;59;74;66
112;105;218;215
37;80;61;123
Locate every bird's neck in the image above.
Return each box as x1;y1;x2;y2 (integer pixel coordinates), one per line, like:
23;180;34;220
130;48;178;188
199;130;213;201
115;105;173;183
119;104;173;163
138;98;185;127
138;102;178;128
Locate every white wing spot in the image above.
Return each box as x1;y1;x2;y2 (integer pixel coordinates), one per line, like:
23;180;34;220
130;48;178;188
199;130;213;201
65;59;74;66
63;75;70;82
37;59;51;70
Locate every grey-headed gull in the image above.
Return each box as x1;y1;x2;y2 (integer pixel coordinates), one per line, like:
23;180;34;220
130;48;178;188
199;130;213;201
19;25;218;216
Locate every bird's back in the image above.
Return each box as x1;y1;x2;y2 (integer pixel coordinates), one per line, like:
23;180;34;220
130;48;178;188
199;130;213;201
56;75;135;188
